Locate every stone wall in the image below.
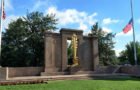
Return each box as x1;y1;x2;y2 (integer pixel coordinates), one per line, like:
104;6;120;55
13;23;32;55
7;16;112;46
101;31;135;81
95;66;120;74
1;66;140;80
8;67;44;78
120;66;140;74
96;65;140;75
0;67;8;80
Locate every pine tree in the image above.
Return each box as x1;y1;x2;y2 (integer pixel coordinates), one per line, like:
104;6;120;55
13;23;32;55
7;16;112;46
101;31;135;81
89;22;118;66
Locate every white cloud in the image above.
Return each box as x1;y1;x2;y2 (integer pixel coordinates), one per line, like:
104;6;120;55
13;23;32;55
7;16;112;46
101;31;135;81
137;19;140;24
102;18;119;25
45;6;98;30
78;23;88;30
102;27;112;33
103;18;111;24
115;49;123;56
116;29;133;37
46;6;57;14
83;30;91;36
32;0;50;11
0;0;14;11
3;15;19;29
88;13;98;25
116;32;123;37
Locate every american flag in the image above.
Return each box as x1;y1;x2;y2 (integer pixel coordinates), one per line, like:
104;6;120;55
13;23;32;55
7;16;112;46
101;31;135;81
123;18;133;34
2;0;6;20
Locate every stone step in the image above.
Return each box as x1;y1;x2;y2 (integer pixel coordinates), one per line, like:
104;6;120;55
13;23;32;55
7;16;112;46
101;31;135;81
70;71;95;74
41;72;70;76
41;71;96;76
7;74;132;81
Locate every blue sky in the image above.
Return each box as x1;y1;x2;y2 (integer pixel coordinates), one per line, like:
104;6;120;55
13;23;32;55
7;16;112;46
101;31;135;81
2;0;140;56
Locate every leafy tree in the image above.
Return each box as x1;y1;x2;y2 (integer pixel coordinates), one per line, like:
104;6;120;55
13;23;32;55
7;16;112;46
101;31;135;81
1;18;28;66
88;22;118;66
118;51;129;65
119;41;140;65
1;12;57;67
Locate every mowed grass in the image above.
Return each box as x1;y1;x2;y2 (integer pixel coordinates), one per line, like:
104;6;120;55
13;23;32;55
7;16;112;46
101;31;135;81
0;78;140;90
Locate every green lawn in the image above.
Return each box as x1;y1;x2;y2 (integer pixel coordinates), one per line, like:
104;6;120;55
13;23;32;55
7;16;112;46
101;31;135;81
0;78;140;90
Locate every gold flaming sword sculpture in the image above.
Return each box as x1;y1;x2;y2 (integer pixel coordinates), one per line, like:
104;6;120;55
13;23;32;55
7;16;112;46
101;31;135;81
71;34;78;66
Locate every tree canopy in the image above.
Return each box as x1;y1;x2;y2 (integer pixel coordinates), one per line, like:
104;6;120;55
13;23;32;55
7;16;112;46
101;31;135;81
88;22;118;66
1;11;57;67
118;41;140;65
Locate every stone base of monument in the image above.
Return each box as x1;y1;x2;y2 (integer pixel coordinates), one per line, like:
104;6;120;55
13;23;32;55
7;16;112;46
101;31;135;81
68;65;81;72
67;65;95;75
41;65;96;76
41;71;96;76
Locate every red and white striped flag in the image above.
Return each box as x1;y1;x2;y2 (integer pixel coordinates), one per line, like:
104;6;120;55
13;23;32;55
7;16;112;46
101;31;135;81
123;18;132;34
2;0;6;20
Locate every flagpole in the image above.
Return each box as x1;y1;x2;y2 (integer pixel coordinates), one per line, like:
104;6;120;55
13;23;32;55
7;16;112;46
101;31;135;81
0;0;3;61
130;0;137;65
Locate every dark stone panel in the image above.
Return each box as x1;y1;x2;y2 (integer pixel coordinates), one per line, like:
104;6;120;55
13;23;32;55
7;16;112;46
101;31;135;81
54;37;62;68
92;37;99;70
80;38;93;71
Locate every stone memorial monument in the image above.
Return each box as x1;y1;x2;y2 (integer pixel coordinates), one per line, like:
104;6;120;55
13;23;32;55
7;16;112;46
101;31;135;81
41;28;99;76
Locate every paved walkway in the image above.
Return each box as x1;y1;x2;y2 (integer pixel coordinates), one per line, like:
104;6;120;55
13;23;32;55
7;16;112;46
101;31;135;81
7;73;132;81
